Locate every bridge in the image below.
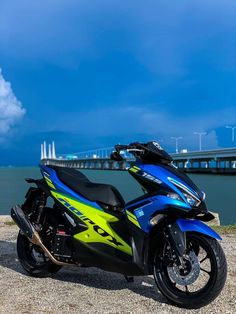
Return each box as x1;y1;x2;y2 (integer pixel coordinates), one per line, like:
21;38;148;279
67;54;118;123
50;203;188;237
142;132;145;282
40;142;236;173
172;148;236;174
41;143;134;170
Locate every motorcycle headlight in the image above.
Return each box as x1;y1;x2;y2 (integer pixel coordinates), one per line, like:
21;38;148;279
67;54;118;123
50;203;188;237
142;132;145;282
167;177;202;207
166;192;181;201
183;193;199;207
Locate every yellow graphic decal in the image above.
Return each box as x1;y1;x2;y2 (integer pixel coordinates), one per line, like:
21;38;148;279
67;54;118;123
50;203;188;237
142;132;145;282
129;167;139;173
44;177;56;190
51;191;132;255
126;210;141;228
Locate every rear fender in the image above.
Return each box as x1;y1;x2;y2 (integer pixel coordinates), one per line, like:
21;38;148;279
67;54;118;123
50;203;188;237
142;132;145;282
176;218;222;240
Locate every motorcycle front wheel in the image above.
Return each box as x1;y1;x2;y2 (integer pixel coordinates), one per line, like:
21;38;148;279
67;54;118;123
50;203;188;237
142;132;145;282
154;233;227;309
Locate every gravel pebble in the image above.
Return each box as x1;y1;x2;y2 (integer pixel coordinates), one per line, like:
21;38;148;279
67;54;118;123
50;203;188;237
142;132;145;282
0;225;235;314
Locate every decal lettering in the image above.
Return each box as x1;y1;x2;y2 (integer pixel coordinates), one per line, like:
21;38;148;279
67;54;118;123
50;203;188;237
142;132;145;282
93;225;123;246
141;172;162;184
83;217;94;224
58;197;123;247
57;198;82;215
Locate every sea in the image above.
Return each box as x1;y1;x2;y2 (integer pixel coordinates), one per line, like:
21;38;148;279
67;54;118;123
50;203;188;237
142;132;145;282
0;167;235;225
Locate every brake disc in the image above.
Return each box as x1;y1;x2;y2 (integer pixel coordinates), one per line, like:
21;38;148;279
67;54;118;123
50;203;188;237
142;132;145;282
167;250;200;286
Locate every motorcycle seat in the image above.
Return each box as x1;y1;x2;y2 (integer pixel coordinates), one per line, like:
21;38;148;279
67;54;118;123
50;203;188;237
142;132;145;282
48;166;125;208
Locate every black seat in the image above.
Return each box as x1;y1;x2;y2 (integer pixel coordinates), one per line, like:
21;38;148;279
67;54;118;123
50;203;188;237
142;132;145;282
49;166;125;208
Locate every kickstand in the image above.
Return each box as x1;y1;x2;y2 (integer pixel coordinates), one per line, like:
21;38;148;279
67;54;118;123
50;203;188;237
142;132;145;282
124;276;134;283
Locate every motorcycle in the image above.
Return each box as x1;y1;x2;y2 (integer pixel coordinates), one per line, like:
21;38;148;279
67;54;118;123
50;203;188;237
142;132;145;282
11;141;227;309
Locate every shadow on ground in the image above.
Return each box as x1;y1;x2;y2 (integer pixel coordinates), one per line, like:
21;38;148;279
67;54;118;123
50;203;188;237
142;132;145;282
0;240;167;305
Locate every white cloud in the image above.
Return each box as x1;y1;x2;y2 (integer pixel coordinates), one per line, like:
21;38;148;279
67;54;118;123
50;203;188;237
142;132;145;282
0;68;26;137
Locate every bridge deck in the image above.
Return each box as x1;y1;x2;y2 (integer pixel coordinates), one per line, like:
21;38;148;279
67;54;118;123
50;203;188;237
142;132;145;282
41;147;236;174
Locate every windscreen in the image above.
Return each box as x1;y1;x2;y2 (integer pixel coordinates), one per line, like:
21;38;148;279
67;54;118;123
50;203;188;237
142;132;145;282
141;141;173;164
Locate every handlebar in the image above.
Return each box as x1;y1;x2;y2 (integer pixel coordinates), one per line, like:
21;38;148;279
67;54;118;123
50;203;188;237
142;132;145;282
115;143;146;156
114;144;130;152
113;141;172;163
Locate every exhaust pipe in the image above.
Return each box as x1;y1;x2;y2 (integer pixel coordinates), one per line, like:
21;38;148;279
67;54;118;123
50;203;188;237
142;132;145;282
11;205;72;266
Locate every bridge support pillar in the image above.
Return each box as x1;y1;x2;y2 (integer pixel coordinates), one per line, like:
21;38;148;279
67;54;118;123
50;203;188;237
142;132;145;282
119;161;126;170
108;161;115;170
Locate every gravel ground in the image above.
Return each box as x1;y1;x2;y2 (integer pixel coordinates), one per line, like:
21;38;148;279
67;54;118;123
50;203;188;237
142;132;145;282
0;224;235;314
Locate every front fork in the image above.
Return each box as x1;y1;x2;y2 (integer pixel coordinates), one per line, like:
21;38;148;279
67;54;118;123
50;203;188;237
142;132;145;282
164;222;187;266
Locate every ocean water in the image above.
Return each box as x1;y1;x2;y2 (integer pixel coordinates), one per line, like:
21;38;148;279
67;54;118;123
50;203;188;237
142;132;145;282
0;167;235;225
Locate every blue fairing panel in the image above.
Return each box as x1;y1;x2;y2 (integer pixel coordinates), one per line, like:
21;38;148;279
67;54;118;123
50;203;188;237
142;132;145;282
39;165;103;210
136;163;200;202
125;195;190;233
176;218;222;240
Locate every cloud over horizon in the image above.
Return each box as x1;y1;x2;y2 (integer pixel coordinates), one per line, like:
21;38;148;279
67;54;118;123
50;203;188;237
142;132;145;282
0;68;26;138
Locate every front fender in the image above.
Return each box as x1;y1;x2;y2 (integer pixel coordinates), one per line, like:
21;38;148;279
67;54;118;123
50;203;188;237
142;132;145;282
176;218;222;240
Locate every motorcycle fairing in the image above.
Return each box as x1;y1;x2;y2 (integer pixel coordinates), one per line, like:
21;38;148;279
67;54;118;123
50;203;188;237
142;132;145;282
131;163;202;202
126;163;196;233
125;194;190;233
40;165;132;256
126;163;221;240
51;190;132;255
40;165;102;210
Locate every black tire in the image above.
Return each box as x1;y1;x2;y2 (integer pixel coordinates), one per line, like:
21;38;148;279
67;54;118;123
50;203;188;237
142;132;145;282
17;231;61;277
154;233;227;309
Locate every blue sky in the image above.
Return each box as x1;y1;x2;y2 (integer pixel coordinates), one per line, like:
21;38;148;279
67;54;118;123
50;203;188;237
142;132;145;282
1;0;236;165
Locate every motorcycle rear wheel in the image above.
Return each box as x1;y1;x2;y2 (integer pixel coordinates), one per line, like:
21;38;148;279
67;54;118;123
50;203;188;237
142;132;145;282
154;233;227;309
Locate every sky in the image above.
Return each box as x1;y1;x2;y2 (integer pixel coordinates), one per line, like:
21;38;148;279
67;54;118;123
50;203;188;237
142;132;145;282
1;0;236;165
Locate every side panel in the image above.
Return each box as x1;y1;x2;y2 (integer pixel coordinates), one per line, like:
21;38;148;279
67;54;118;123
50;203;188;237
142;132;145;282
176;218;222;240
124;195;189;233
51;191;132;255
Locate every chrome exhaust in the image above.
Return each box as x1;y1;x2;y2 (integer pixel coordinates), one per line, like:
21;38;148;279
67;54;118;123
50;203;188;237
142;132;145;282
11;205;73;266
